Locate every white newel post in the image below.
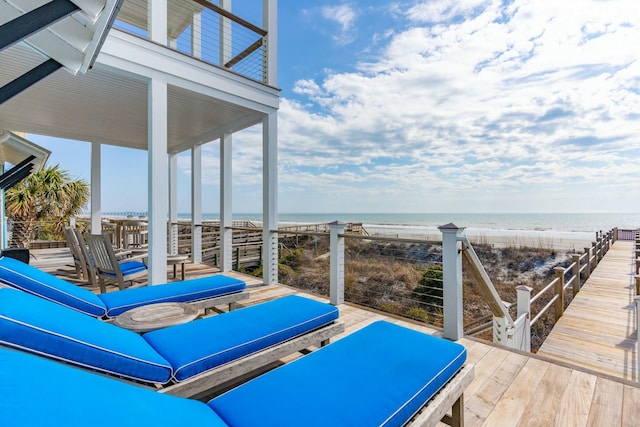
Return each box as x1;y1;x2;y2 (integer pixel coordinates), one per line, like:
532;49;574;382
168;153;178;255
439;223;464;341
329;222;346;306
220;133;232;271
191;145;202;264
516;285;532;352
90;142;101;234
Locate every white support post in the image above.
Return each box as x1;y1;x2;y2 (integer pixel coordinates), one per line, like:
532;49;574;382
493;316;509;347
262;111;278;285
220;0;232;66
263;0;277;85
329;222;346;305
515;285;532;352
148;0;167;45
90;142;101;234
168;153;178;255
191;145;202;264
147;78;168;285
192;11;202;59
220;134;232;271
439;223;465;341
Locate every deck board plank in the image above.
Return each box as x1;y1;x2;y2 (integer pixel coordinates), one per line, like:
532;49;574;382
538;241;638;381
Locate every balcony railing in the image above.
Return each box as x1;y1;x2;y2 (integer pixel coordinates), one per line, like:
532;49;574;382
113;0;267;83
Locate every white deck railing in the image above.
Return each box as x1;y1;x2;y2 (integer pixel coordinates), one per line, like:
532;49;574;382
113;0;268;83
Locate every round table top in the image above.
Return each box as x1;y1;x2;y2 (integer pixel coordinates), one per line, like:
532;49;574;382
167;254;189;262
114;302;199;333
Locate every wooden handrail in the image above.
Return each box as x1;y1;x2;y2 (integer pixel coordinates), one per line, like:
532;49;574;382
225;38;264;69
189;0;267;36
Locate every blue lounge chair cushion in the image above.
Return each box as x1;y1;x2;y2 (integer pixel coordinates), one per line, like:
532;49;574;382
0;288;172;383
0;256;107;317
209;321;467;427
99;275;246;317
104;260;147;276
0;348;228;427
144;295;339;382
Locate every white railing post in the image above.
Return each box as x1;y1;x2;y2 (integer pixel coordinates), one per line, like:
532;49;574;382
329;222;345;306
516;285;532;352
439;223;465;341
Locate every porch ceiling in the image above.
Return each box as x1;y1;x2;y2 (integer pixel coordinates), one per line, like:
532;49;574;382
0;43;260;153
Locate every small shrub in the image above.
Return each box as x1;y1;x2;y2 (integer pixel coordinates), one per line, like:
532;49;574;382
280;248;305;270
413;265;443;307
378;302;402;314
405;307;429;321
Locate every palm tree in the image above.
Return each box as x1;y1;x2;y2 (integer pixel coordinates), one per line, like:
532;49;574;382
5;165;89;248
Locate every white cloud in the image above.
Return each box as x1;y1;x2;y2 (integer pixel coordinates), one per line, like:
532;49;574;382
322;4;356;31
273;0;640;213
319;4;358;45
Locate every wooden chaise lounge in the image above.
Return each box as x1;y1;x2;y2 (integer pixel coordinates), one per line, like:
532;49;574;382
0;320;473;426
0;288;343;398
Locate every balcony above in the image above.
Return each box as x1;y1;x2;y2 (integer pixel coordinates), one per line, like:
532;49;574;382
0;0;277;154
115;0;269;84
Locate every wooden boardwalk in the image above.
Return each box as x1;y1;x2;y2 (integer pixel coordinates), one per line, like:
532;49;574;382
537;240;637;381
28;244;640;426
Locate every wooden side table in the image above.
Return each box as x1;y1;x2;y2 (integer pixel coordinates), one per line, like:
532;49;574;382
114;302;199;333
167;254;189;280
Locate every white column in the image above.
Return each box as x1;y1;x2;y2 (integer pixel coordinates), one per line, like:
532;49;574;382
168;153;178;255
262;111;278;284
192;12;202;59
148;77;168;284
90;142;101;234
263;0;277;85
220;0;232;65
330;222;345;305
439;223;465;341
191;145;202;264
516;285;532;352
220;133;232;271
148;0;167;45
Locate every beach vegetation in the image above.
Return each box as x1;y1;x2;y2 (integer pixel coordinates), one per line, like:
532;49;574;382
276;234;570;352
413;265;443;306
5;165;89;248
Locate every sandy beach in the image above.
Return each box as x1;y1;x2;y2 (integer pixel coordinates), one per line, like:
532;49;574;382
367;227;600;252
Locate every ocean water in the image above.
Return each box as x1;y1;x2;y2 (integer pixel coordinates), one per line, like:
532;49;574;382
188;212;639;233
102;212;637;248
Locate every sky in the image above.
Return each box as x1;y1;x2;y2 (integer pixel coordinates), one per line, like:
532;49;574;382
27;0;640;214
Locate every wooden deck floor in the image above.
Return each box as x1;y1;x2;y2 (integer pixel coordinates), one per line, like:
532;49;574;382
29;244;640;426
537;240;637;381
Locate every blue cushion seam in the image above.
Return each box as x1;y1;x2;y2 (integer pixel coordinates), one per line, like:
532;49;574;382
0;340;173;384
0;265;106;315
0;315;173;381
104;286;245;316
379;348;467;427
170;307;338;382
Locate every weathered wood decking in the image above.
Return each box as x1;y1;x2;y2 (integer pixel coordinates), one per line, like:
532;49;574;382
29;242;640;426
537;240;637;381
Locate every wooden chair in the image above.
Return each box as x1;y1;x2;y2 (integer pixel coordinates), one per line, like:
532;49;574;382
62;226;88;281
122;221;148;249
84;233;148;293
